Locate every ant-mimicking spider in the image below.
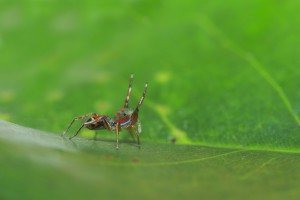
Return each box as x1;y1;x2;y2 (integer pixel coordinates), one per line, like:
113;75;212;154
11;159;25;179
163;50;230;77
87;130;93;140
62;74;148;149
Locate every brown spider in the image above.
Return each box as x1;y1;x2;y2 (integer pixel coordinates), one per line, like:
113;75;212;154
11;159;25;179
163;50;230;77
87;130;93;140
62;74;148;149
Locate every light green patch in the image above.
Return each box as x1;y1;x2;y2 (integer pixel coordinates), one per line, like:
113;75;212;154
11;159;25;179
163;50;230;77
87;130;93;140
0;113;11;121
0;7;21;30
65;68;110;84
0;90;15;102
46;90;64;102
80;129;95;138
94;71;111;83
94;100;111;113
155;71;172;84
51;12;78;33
96;50;120;65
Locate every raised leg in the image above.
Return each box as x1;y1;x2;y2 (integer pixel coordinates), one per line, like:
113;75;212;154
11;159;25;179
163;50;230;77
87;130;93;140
69;124;85;139
124;74;134;108
134;83;148;112
62;113;92;136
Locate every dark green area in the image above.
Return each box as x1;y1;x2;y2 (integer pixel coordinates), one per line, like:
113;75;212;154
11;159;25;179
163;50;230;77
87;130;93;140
0;0;300;199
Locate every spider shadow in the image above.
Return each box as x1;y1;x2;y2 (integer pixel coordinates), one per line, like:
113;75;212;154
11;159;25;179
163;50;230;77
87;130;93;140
90;137;140;148
60;136;141;156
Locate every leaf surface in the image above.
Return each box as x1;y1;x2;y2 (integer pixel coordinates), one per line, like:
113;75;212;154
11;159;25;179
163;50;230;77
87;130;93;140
0;1;300;199
0;121;299;200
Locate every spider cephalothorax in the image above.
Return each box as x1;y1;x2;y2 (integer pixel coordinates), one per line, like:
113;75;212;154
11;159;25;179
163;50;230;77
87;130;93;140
62;74;148;149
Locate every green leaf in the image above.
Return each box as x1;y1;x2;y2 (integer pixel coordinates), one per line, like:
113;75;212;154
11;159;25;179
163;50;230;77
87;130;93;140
0;0;300;199
0;120;299;200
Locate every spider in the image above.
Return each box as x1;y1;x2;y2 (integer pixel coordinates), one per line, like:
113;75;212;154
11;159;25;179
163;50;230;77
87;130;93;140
62;74;148;149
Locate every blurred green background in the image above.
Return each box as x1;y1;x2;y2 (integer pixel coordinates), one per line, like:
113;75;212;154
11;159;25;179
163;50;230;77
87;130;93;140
0;0;299;150
0;1;300;199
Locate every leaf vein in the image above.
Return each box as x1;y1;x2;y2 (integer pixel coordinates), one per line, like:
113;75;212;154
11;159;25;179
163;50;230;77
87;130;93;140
197;15;300;126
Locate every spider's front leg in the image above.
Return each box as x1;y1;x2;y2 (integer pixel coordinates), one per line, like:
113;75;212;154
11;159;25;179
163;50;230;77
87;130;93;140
62;113;92;137
69;124;85;139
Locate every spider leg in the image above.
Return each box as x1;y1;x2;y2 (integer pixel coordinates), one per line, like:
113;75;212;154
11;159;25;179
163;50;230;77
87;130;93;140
134;124;141;147
130;83;148;124
92;116;112;140
127;122;141;148
129;127;140;146
93;131;98;140
136;131;140;147
62;113;92;136
134;83;148;112
124;74;134;108
128;128;136;141
69;124;85;139
102;116;113;131
115;123;120;149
